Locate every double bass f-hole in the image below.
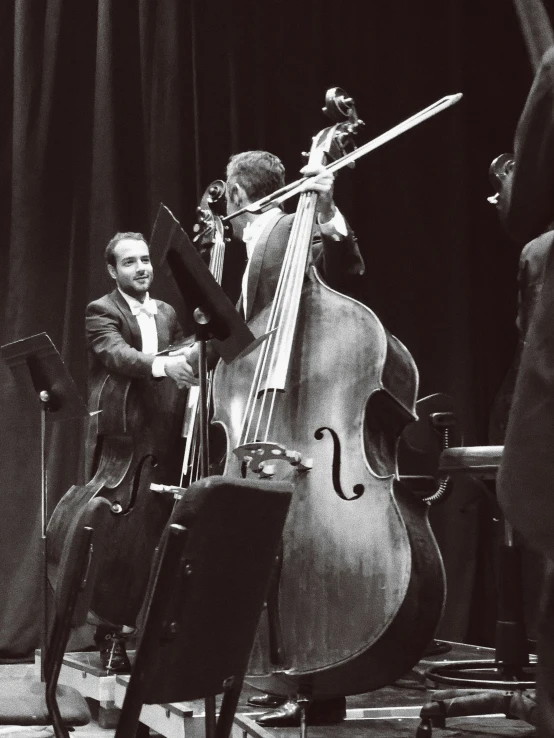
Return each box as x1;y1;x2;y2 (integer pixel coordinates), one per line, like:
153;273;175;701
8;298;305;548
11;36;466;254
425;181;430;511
315;427;365;501
111;454;158;515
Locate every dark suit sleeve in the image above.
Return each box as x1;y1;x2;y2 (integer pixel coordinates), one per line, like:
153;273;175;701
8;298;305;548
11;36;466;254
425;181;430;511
504;48;554;243
498;239;554;559
86;300;155;379
311;219;365;295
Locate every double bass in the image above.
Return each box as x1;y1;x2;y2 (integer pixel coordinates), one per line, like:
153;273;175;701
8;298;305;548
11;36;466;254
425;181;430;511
46;190;229;630
47;328;186;629
212;89;446;697
180;179;228;487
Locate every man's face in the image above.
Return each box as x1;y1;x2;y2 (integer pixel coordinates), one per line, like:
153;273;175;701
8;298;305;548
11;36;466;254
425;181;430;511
108;238;153;299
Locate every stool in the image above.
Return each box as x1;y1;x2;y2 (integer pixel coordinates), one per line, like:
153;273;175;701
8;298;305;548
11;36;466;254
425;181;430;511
417;445;537;736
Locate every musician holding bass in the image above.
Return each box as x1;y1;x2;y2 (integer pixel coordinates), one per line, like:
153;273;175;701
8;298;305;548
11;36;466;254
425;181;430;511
231;153;364;728
85;231;197;672
175;150;364;367
172;150;365;727
224;150;364;320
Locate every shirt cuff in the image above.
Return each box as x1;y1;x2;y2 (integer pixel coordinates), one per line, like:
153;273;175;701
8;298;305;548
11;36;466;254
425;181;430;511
151;357;167;377
318;208;348;239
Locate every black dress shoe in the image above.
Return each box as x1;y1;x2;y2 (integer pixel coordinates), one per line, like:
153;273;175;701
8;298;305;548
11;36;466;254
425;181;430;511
256;697;346;727
97;633;131;673
247;693;286;708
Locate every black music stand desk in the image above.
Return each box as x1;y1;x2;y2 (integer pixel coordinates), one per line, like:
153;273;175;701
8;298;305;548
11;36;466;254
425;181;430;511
1;332;91;676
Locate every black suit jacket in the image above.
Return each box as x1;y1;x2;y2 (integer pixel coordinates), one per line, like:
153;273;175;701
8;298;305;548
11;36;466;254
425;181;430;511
489;230;554;443
84;290;184;479
242;211;365;322
498;239;554;560
204;211;364;369
496;48;554;556
86;289;183;388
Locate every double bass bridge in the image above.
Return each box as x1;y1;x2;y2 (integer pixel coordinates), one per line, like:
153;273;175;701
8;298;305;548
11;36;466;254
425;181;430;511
234;442;313;477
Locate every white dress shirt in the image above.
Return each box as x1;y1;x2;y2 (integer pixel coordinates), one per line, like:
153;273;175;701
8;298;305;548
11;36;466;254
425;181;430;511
118;289;166;376
241;207;347;316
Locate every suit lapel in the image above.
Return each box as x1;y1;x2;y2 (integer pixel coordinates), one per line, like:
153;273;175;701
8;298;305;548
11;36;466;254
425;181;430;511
246;213;287;321
154;303;171;351
110;290;143;350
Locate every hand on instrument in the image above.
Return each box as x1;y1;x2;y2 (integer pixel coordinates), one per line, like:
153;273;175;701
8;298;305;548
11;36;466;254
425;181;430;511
169;343;199;365
299;163;336;223
164;354;198;389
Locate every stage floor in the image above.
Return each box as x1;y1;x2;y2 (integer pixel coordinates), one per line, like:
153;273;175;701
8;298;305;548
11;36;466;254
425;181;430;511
0;641;538;737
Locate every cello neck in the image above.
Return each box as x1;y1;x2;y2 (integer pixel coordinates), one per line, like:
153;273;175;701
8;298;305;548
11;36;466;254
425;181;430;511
180;180;227;487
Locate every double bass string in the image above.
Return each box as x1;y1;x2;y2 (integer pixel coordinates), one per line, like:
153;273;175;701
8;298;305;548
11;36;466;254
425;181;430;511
239;191;319;448
263;193;320;442
239;196;306;445
181;216;226;485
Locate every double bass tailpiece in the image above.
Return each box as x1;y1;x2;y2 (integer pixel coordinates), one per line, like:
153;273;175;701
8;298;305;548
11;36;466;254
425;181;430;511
234;441;313;477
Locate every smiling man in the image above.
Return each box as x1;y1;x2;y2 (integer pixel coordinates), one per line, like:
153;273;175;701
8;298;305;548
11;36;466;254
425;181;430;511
84;231;197;673
86;232;197;389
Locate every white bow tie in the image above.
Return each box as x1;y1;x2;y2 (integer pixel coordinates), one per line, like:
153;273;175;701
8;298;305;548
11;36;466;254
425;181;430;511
242;222;255;244
130;300;157;318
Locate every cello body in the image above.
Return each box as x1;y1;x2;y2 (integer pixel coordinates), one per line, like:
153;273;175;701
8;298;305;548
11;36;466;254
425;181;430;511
211;267;445;697
48;362;184;628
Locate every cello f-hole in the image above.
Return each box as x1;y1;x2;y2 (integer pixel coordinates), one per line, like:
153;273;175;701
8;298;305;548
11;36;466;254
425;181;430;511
315;426;365;501
119;454;158;515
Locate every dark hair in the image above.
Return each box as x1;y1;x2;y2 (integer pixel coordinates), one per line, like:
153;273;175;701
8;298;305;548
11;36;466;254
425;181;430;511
104;232;147;267
226;151;285;202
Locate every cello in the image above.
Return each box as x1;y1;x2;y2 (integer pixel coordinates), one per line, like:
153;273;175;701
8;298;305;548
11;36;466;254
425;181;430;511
46;330;186;629
47;189;228;630
211;89;446;697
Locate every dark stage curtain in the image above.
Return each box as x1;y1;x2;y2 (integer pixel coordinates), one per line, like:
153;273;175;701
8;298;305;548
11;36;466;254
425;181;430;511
0;0;536;657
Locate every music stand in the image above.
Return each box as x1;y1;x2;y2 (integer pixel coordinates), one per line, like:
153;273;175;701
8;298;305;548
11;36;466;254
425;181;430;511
1;333;91;678
150;204;267;479
115;475;293;738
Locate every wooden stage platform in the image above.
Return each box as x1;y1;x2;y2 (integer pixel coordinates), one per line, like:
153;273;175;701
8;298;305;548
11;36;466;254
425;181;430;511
45;641;537;737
